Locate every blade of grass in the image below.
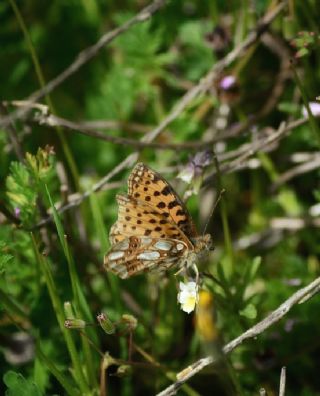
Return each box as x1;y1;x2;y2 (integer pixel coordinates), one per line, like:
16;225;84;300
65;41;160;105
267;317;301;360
31;233;90;395
44;184;98;388
35;340;80;396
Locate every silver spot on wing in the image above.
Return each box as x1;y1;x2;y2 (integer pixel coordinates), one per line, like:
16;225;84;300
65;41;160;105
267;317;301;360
108;251;125;261
154;240;174;251
140;238;152;245
176;243;185;251
137;251;161;260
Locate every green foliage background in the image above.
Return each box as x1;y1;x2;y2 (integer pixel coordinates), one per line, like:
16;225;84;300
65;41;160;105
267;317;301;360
1;0;320;395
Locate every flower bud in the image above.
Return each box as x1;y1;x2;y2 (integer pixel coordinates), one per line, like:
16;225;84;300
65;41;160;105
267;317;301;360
97;313;115;334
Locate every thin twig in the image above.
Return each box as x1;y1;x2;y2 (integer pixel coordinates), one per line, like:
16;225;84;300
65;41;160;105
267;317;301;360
234;215;320;250
17;115;310;230
156;275;320;396
203;120;293;186
6;103;311;154
271;154;320;191
37;114;312;153
0;103;25;162
30;118;304;228
0;0;167;128
32;153;138;229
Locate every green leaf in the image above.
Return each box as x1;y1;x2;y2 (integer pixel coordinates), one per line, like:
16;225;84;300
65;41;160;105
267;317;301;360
3;371;43;396
239;303;257;320
278;101;300;114
0;241;13;273
296;47;310;58
250;256;261;280
277;188;302;216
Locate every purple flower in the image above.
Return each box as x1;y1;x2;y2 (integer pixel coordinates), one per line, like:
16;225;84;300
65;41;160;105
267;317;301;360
302;102;320;117
219;75;236;90
178;150;213;183
283;278;302;286
14;207;21;218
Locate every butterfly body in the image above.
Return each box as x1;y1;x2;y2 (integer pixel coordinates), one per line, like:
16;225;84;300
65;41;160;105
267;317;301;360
104;163;212;279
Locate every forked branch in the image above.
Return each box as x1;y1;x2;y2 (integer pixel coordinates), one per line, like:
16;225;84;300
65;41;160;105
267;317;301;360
156;275;320;396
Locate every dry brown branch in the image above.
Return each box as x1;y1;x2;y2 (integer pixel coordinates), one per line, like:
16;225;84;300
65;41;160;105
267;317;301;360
31;117;307;228
271;154;320;191
79;120;150;134
257;33;291;119
156;275;320;396
0;0;166;128
234;215;320;250
6;100;308;151
203;117;315;186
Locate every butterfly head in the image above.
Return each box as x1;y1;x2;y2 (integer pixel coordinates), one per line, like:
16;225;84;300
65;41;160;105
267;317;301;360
192;233;213;253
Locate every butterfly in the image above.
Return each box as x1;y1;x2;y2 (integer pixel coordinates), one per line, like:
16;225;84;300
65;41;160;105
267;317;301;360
104;163;212;279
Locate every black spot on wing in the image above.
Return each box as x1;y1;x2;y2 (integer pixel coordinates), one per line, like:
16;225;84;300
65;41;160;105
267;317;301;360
161;186;171;196
168;200;179;209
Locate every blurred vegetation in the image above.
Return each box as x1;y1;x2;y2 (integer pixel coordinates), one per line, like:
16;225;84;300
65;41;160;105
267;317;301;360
1;0;320;395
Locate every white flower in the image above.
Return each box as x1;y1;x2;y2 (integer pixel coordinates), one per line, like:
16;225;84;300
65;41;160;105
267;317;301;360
302;101;320;117
177;281;199;314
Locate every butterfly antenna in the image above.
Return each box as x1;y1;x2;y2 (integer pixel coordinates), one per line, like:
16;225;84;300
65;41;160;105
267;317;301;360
202;188;225;235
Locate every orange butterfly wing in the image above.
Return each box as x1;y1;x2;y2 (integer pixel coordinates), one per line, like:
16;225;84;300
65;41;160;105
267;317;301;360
128;163;198;239
104;162;204;278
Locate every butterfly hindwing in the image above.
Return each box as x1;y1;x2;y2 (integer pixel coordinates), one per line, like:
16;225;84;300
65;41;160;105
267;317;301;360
104;236;188;278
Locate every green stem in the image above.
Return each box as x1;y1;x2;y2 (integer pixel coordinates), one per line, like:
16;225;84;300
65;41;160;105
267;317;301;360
213;156;234;274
